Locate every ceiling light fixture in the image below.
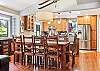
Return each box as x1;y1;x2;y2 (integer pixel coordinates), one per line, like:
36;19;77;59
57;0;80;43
57;12;61;24
48;21;51;24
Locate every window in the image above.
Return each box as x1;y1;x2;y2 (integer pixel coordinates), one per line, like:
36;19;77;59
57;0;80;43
0;19;8;37
0;13;11;37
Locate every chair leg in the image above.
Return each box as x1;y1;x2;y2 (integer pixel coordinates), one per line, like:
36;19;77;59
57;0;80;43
14;54;15;64
32;56;34;67
47;57;49;68
35;56;37;66
44;56;46;68
23;55;26;65
32;56;33;64
72;54;75;67
25;55;27;66
21;54;23;65
57;57;59;69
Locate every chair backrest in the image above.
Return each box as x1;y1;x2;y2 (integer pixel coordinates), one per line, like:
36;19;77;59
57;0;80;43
46;36;59;52
1;39;11;55
68;32;76;44
23;35;34;53
34;36;45;45
47;35;58;45
13;35;23;52
58;35;68;42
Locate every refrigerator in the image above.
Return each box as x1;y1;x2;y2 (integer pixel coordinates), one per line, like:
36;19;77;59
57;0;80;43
78;24;91;50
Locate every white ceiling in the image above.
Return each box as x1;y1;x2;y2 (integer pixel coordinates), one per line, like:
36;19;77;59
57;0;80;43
0;0;100;16
0;0;99;11
76;0;100;4
0;0;44;11
53;8;100;18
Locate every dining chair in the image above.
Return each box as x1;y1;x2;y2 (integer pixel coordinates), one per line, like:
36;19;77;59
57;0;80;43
1;40;11;55
23;35;34;66
58;35;68;42
46;35;61;69
68;33;77;67
58;35;70;66
34;36;46;68
13;35;23;65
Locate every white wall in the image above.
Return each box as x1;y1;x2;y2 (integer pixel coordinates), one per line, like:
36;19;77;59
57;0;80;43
12;16;20;36
0;10;20;37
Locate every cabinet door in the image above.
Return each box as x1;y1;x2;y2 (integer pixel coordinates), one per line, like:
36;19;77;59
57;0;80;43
83;16;90;24
43;22;48;31
77;16;84;24
92;31;96;41
91;15;97;26
91;41;96;49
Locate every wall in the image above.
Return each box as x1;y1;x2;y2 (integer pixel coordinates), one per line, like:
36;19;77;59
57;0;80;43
42;18;68;32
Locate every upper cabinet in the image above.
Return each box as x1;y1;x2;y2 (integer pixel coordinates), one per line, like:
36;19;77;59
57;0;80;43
83;16;91;24
21;15;35;30
27;15;35;30
77;16;84;24
78;15;96;25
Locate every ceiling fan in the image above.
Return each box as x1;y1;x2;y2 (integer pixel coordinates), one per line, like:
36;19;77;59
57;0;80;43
38;0;60;9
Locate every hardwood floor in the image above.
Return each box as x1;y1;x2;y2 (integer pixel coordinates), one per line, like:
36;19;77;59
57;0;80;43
9;50;100;71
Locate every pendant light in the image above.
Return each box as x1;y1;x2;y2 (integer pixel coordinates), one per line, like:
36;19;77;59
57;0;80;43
57;12;61;24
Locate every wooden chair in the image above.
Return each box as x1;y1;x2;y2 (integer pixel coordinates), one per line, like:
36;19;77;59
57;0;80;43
68;33;77;67
23;35;34;66
46;35;61;69
13;35;23;65
1;40;11;56
58;35;70;66
58;35;68;42
34;36;46;68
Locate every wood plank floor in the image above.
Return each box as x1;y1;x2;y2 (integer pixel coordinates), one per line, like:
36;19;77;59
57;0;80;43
9;50;100;71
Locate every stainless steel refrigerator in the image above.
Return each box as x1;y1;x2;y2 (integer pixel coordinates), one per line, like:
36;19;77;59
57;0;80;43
78;24;91;50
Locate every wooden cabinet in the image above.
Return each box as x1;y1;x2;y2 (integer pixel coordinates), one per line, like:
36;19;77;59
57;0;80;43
83;16;91;24
21;16;35;30
91;15;97;26
77;16;84;24
42;21;48;31
91;41;96;49
27;15;34;30
91;15;97;49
